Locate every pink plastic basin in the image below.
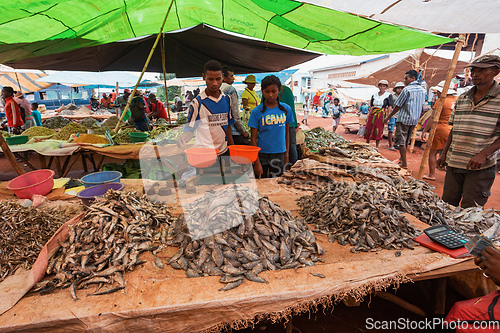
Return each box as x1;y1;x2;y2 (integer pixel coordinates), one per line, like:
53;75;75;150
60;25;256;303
7;169;55;199
229;145;261;164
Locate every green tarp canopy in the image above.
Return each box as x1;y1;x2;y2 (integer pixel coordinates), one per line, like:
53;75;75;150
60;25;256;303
0;0;452;70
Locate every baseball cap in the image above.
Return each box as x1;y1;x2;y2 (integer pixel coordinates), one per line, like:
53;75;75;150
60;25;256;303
124;88;131;93
468;54;500;69
394;82;405;88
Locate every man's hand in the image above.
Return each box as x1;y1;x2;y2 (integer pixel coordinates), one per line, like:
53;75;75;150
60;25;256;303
242;131;250;138
437;154;447;170
177;132;193;147
467;152;488;170
475;247;500;286
253;161;263;180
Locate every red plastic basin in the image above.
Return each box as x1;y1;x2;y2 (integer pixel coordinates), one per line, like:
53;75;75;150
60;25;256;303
185;148;219;168
7;169;55;199
228;145;261;164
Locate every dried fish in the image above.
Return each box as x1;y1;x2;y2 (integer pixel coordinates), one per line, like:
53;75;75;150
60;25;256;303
169;185;322;291
0;201;67;282
297;181;419;252
41;190;176;298
310;272;326;278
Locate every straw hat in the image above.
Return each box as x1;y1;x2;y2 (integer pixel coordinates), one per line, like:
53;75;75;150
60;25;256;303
377;79;389;87
431;81;457;95
243;75;257;84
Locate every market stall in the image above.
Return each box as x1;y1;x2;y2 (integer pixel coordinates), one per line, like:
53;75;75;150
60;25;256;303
0;179;478;333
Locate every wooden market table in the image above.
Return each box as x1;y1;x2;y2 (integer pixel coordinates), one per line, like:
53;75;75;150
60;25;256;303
40;114;115;121
1;141;192;178
0;179;482;333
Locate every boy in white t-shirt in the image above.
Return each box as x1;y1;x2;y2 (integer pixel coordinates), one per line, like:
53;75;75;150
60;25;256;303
177;60;234;155
330;98;345;132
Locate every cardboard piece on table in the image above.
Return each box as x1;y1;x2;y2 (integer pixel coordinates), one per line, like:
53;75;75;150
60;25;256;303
414;233;469;259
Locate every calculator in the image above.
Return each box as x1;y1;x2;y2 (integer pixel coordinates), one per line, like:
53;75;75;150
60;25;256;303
424;225;470;249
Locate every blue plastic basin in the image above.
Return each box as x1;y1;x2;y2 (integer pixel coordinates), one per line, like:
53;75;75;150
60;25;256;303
80;171;122;188
77;182;125;206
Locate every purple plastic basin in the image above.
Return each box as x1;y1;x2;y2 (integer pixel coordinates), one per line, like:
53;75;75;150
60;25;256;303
76;182;125;206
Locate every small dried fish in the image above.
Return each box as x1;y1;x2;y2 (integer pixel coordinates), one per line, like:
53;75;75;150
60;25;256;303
42;190;176;299
310;272;326;278
169;185;323;291
0;201;68;282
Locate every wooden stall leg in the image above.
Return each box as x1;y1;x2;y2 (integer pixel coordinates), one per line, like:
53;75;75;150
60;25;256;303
0;135;25;175
62;155;80;178
38;153;47;169
81;152;88;173
88;152;97;171
431;278;447;315
47;156;54;169
55;156;63;177
95;154;106;171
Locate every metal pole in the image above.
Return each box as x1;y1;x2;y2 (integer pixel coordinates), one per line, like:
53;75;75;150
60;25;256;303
417;35;466;180
113;0;175;132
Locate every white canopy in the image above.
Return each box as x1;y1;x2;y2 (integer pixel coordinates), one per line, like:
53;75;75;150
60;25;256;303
303;0;500;34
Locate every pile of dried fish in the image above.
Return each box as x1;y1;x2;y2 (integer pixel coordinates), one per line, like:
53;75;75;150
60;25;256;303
170;185;323;291
318;142;394;165
43;116;70;129
298;181;419;252
278;159;402;190
37;190;176;299
349;166;401;186
0;201;67;282
393;179;452;226
446;207;500;242
304;127;346;151
278;158;354;191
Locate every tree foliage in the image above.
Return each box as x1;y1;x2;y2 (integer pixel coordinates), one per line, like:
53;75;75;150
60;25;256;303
155;73;181;103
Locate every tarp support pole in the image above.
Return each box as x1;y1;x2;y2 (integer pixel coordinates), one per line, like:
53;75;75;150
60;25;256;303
14;72;22;93
160;33;172;124
417;35;466;180
113;0;174;132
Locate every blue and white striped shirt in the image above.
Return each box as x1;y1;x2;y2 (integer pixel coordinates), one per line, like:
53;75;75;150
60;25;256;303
394;82;427;126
